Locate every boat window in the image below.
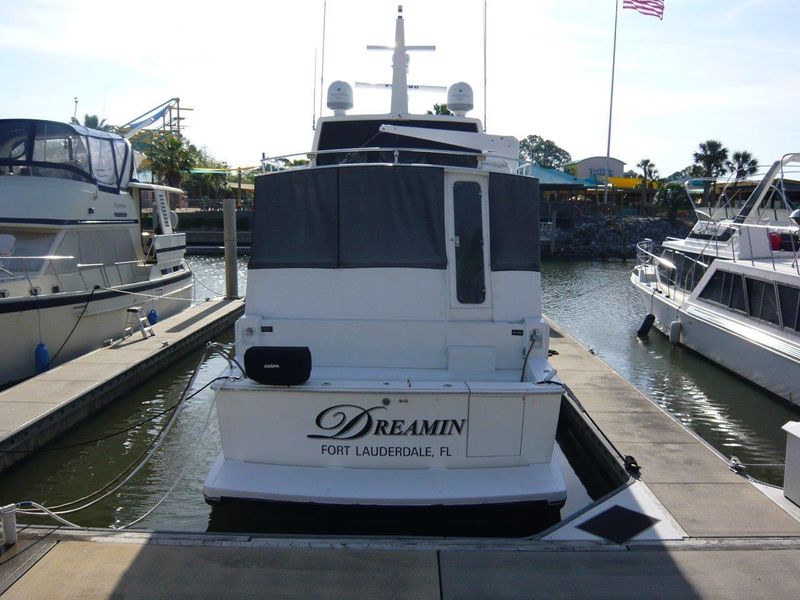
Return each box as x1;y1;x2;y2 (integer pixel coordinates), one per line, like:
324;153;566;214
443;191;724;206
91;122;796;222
698;271;725;304
249;165;446;270
0;232;57;276
76;229;137;265
729;273;747;312
488;173;540;272
88;137;118;187
0;121;92;182
699;270;743;310
339;166;445;268
778;284;800;331
453;181;486;304
113;139;129;187
674;253;707;291
745;278;781;326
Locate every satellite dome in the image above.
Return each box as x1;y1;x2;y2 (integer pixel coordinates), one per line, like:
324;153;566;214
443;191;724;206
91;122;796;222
327;81;353;115
447;82;473;116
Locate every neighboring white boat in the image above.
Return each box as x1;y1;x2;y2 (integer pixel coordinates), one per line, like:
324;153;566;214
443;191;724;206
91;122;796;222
0;119;193;387
632;154;800;405
204;6;566;515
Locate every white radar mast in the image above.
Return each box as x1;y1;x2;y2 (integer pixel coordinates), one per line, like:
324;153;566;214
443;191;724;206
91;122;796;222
365;5;439;115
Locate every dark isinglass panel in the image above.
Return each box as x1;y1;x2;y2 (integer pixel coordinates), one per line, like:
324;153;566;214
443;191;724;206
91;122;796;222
250;166;446;270
453;181;486;304
250;168;339;268
730;273;747;312
699;270;725;304
338;166;445;268
759;280;781;326
778;284;800;331
488;173;540;271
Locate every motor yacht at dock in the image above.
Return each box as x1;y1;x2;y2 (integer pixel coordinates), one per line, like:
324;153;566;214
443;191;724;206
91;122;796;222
632;154;800;405
204;6;567;518
0;119;193;387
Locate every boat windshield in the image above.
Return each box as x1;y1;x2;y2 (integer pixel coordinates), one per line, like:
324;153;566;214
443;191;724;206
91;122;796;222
0;119;132;192
686;163;800;223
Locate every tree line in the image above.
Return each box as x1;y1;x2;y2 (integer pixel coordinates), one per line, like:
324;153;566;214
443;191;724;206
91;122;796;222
518;132;760;220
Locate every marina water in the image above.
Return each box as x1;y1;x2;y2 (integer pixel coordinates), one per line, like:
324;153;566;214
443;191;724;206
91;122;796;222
0;256;795;532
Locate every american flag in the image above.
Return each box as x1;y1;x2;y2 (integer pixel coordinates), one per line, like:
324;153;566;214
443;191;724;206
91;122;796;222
623;0;664;20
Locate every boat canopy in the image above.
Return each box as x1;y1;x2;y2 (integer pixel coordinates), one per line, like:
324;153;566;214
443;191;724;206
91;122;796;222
0;119;134;193
250;164;540;272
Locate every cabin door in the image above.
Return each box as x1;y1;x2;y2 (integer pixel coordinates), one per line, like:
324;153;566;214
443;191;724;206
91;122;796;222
445;174;491;317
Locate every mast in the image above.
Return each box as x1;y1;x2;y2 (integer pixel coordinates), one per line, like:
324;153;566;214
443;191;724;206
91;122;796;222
391;6;409;114
367;6;436;115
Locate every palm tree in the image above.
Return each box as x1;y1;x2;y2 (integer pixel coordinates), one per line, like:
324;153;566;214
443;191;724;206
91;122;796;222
726;150;758;180
693;140;728;206
143;134;195;188
636;158;658;211
725;150;759;208
655;182;690;222
693;140;729;177
427;103;454;116
70;113;115;132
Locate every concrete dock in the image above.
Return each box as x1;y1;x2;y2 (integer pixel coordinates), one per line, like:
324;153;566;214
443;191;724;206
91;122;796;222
1;319;799;598
0;298;244;472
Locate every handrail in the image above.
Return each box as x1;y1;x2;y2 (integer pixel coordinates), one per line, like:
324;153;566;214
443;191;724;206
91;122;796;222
262;145;490;165
1;255;158;294
258;145;529;175
0;255;75;261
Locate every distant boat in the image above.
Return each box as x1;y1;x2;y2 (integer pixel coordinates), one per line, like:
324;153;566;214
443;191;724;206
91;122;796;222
203;6;566;520
632;154;800;404
0;119;193;387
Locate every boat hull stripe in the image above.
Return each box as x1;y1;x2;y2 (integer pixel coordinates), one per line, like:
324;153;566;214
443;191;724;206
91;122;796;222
0;270;193;314
0;218;139;225
156;245;187;253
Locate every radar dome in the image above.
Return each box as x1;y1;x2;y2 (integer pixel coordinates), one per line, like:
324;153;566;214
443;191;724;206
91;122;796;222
447;82;473;116
327;81;353;115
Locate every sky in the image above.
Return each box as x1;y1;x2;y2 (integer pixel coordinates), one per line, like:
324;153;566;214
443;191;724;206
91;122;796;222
2;0;799;176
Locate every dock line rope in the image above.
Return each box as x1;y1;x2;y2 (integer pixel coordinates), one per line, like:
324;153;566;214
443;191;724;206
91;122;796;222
114;398;217;530
46;286;98;369
96;285;194;303
15;344;241;522
0;377;225;454
192;272;224;298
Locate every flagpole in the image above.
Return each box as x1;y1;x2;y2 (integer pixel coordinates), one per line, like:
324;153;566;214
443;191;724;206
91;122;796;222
603;0;620;205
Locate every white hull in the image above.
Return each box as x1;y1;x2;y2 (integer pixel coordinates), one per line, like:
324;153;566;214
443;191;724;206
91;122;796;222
204;452;565;506
632;274;800;405
0;272;193;386
204;376;566;506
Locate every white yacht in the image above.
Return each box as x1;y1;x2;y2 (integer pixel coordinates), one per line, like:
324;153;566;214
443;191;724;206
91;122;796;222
632;154;800;405
204;7;567;516
0;119;193;387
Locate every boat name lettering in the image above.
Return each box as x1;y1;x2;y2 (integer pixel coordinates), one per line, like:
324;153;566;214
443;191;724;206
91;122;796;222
321;444;441;458
308;404;466;440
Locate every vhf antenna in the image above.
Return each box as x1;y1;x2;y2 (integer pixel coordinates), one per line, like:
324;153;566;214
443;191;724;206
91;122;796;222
318;0;328;121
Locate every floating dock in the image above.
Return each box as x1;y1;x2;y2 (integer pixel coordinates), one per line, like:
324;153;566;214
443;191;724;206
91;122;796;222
2;317;800;599
0;298;244;473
